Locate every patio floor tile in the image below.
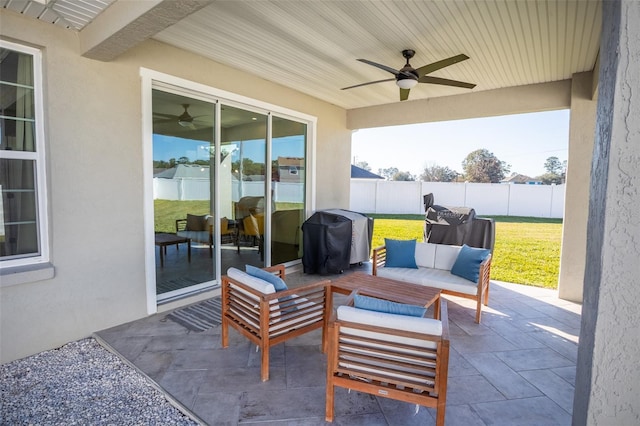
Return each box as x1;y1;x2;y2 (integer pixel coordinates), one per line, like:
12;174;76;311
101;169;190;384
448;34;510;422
463;352;543;399
94;270;582;425
472;396;572;426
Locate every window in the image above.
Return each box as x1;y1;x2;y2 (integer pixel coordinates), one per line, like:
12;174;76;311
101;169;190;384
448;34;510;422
0;41;48;269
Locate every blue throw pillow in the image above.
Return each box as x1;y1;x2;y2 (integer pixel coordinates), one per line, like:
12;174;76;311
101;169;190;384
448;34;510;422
245;265;288;291
384;238;418;268
450;244;491;283
354;294;426;317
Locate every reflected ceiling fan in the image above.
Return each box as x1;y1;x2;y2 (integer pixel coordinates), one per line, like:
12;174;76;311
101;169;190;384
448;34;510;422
153;104;207;130
342;49;476;101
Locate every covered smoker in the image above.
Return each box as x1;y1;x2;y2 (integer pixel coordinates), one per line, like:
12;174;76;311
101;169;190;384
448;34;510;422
423;195;495;252
302;209;373;274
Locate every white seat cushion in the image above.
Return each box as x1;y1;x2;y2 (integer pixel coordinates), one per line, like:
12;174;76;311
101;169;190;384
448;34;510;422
377;267;477;295
337;305;442;344
227;267;276;294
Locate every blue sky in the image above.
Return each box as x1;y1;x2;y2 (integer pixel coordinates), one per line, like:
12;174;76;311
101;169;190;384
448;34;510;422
351;109;570;178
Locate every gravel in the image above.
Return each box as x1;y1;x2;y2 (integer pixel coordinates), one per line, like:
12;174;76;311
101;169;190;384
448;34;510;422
1;338;197;425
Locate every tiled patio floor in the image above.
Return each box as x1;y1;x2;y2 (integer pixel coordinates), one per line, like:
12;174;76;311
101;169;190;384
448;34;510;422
95;265;580;425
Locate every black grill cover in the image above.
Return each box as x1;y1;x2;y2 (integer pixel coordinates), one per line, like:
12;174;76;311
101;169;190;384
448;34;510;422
424;205;495;251
302;212;352;274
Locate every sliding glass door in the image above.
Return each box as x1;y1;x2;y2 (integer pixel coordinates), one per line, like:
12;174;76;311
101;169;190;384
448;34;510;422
220;104;267;273
271;116;306;265
148;79;311;302
151;90;216;298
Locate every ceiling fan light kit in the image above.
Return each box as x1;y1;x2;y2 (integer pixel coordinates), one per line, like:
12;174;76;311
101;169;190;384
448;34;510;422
342;49;476;101
396;78;418;89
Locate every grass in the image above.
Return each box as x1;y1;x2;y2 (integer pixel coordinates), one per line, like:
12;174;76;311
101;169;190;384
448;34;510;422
368;214;562;289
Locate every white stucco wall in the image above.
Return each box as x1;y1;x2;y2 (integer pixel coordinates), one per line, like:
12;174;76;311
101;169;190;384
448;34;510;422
586;1;640;422
0;10;349;363
574;1;640;423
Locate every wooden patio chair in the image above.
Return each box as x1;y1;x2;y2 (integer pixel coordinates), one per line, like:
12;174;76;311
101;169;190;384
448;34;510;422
221;264;330;381
325;296;450;425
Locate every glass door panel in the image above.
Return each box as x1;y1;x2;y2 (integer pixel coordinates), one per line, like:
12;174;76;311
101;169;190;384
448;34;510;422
271;117;306;265
220;104;267;273
152;90;215;297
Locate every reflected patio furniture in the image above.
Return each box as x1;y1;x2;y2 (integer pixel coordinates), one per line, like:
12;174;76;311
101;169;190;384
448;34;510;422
176;214;235;257
236;213;264;258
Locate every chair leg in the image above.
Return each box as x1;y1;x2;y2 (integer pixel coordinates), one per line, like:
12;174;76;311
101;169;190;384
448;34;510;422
435;400;446;426
221;317;229;348
475;297;482;323
325;383;335;422
484;283;490;305
260;344;269;382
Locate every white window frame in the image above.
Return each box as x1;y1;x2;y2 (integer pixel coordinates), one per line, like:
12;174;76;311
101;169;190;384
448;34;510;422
0;40;50;274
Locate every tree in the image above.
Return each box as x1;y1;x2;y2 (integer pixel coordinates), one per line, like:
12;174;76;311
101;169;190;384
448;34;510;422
392;171;415;181
544;156;563;175
378;167;399;180
419;164;458;182
355;160;371;171
540;156;567;184
461;149;510;183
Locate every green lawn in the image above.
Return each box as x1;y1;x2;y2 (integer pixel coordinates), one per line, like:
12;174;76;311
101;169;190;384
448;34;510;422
368;214;563;289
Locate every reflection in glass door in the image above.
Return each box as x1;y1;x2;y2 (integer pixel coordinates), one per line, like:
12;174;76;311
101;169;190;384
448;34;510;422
151;90;216;299
220;105;267;273
271;116;306;265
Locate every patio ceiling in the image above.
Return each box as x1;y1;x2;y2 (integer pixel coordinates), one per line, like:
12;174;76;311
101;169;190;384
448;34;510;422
3;0;602;110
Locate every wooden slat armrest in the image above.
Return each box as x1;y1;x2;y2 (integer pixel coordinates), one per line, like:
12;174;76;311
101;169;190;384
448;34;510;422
175;219;187;232
262;278;329;301
372;245;387;276
263;264;286;280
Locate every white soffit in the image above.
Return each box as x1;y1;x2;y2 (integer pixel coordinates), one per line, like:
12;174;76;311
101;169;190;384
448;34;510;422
1;0;114;30
3;0;602;110
153;1;601;109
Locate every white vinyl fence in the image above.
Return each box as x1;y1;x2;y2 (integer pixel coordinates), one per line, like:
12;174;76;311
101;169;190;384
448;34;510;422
153;178;304;203
350;179;565;218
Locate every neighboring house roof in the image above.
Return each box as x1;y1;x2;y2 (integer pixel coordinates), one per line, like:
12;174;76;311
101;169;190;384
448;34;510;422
351;165;384;179
154;164;209;179
277;157;304;168
501;174;541;184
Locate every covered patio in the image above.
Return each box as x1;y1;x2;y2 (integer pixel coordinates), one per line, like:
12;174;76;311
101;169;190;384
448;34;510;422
96;266;580;425
1;1;638;424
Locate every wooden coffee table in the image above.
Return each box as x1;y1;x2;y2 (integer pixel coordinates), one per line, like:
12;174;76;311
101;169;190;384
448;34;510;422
155;233;191;267
328;272;442;318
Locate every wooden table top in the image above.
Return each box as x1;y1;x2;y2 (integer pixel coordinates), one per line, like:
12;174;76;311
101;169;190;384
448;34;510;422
154;233;190;245
330;272;441;308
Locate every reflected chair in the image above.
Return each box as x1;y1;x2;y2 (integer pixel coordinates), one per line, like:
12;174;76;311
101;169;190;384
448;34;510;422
176;215;235;257
236;213;264;257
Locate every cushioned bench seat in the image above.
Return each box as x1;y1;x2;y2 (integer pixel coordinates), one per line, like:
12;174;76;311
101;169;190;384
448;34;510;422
373;241;491;323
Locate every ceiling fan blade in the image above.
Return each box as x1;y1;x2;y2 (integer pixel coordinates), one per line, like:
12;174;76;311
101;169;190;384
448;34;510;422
418;76;476;89
357;59;400;76
153;118;176;124
341;78;395;90
153;113;179;120
415;54;470;77
399;88;410;101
